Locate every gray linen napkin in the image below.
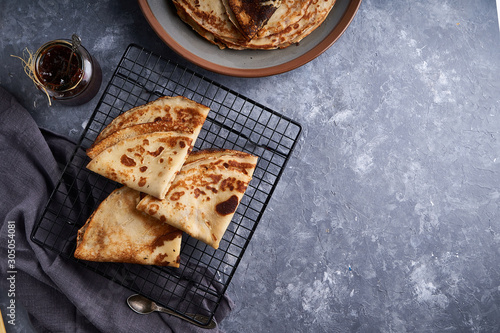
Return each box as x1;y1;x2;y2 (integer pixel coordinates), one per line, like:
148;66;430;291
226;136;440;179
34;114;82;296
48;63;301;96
0;86;233;333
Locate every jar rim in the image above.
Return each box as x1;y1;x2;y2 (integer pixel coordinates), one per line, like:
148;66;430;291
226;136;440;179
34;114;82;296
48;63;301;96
34;39;86;93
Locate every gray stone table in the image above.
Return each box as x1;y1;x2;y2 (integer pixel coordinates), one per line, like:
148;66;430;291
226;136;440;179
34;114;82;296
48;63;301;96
1;0;500;332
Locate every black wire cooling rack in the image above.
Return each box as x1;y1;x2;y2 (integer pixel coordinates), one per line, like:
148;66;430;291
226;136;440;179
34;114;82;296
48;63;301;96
31;44;302;327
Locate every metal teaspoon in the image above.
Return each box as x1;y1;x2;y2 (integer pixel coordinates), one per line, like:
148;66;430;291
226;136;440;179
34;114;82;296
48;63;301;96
126;294;217;329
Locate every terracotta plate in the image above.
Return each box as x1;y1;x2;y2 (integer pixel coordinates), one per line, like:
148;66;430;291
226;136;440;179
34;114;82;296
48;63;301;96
138;0;362;77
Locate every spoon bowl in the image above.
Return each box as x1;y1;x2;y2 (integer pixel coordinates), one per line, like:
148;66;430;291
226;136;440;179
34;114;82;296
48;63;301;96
127;294;216;329
127;294;156;314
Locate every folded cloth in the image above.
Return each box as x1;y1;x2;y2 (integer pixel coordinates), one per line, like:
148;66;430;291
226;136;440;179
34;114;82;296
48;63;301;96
0;86;233;333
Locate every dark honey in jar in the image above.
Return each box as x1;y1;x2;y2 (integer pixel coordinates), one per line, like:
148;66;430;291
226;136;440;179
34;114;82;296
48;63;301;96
34;39;102;106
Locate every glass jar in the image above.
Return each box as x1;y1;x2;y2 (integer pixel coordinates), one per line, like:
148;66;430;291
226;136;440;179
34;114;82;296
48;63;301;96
34;39;102;106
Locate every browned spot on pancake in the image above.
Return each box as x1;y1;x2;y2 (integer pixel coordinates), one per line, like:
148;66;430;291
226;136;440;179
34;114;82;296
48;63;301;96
139;166;148;172
170;191;185;201
138;177;147;187
216;195;239;216
154;253;170;266
93;227;107;251
159;158;164;163
120;154;136;167
221;177;247;193
151;231;181;249
179;141;186;148
226;160;255;175
236;180;247;192
220;178;234;191
209;174;223;184
194;188;206;198
160;215;166;223
174;107;205;131
148;204;159;215
149;146;165;157
175;255;180;264
174;202;186;210
205;221;211;228
130;146;146;155
143;139;149;146
157;136;192;149
211;233;217;242
153;111;173;124
230;0;279;39
206;185;218;194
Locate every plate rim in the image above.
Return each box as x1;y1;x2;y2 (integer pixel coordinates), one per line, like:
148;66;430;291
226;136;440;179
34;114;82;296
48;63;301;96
138;0;362;77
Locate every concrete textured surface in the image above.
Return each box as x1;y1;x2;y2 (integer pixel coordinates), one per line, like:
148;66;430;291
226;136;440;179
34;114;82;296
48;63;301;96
1;0;499;332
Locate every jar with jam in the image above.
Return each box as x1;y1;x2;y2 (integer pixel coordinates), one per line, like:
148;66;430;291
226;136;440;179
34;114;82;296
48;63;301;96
33;37;102;106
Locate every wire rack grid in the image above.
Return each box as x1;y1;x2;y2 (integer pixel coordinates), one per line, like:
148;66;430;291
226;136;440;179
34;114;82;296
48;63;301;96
31;44;302;326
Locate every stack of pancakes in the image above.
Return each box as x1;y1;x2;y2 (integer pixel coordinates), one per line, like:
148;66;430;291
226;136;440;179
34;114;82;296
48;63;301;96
74;96;258;267
173;0;337;49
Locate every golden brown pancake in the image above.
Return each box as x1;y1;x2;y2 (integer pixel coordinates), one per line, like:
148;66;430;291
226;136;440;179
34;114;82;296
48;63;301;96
92;95;210;145
172;0;246;46
86;96;210;199
174;2;229;49
86;132;193;199
136;149;258;249
87;122;180;159
223;0;338;49
256;0;312;38
227;0;281;39
74;186;183;267
172;0;336;50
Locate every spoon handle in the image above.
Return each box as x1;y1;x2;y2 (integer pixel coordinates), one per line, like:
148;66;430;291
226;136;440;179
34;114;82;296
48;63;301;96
156;305;217;329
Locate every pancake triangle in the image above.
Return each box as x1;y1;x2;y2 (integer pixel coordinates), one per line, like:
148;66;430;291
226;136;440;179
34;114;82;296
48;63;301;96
227;0;281;39
86;96;210;199
91;95;210;145
136;149;258;249
86;132;193;200
74;186;183;267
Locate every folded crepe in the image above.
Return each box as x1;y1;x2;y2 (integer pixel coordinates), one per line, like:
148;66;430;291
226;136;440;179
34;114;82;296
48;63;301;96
87;121;180;160
136;149;258;249
74;186;183;267
255;0;312;38
226;0;281;39
222;0;337;49
86;132;193;199
86;96;210;199
90;95;210;148
173;0;336;50
172;0;246;47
